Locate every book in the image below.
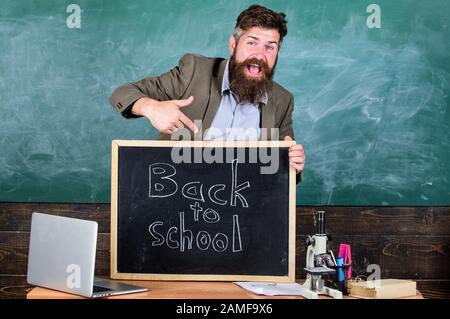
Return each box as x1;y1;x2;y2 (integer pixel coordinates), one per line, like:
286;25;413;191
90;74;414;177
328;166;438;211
348;279;417;299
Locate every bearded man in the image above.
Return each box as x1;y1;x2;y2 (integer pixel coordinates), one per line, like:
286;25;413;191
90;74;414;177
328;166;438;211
109;4;305;175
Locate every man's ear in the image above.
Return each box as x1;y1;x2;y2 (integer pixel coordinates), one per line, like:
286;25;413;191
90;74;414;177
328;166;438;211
229;36;236;55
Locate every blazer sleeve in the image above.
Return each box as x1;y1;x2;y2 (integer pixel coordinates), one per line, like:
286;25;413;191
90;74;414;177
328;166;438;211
109;53;196;118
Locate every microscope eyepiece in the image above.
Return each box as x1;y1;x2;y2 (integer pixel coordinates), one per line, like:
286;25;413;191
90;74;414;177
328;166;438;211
316;210;326;235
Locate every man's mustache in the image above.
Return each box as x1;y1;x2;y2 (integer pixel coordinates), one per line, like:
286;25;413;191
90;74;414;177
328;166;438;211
242;58;271;75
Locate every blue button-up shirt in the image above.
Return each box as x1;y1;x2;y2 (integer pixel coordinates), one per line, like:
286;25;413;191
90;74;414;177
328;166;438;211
204;60;267;141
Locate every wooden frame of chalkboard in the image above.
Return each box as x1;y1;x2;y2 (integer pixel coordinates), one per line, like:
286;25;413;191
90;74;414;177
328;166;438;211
110;140;296;282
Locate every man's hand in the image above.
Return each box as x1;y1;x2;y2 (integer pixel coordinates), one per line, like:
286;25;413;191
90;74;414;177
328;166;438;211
284;136;305;174
132;96;198;134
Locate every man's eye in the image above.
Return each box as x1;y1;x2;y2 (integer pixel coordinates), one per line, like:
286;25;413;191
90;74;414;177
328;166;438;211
266;45;275;51
247;41;256;46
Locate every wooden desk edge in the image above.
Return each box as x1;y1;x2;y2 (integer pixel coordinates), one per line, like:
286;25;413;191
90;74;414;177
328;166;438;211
26;280;424;299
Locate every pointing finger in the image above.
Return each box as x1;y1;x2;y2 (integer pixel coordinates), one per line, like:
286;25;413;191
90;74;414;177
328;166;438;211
180;112;198;133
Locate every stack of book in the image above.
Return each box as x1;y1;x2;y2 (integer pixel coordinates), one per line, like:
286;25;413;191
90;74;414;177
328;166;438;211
347;279;417;299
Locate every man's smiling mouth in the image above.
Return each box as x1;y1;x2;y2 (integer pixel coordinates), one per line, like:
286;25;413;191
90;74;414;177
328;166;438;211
246;64;262;76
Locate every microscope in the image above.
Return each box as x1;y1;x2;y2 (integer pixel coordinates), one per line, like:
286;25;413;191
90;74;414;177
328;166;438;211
299;210;343;299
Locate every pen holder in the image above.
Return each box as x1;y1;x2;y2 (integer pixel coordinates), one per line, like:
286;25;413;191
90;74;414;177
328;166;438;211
331;261;352;294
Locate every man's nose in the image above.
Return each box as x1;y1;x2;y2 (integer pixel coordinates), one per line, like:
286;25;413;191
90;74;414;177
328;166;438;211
251;44;265;60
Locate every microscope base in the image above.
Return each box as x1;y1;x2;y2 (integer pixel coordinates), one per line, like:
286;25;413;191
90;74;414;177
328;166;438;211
299;274;343;299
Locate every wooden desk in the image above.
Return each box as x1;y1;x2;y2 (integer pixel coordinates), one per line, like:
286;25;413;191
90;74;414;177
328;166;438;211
27;280;424;299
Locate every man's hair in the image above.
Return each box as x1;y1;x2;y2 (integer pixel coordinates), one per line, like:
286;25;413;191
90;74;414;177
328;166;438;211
233;4;288;46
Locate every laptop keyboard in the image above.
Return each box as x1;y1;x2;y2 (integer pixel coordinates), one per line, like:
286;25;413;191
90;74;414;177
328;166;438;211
93;285;112;293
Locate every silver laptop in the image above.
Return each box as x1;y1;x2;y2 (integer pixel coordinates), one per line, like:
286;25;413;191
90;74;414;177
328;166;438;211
27;212;148;298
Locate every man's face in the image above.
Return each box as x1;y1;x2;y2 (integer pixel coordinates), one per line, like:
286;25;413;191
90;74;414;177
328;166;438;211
228;26;280;103
229;26;280;78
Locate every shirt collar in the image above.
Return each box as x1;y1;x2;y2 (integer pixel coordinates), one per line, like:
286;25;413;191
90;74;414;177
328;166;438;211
221;59;268;105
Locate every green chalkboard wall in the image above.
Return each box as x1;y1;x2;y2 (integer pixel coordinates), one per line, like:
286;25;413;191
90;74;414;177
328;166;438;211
1;0;449;205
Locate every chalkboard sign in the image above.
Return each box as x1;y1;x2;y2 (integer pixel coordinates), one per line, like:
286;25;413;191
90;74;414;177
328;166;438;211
110;140;296;281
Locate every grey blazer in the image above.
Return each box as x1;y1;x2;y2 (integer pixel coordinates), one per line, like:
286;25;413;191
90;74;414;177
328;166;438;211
109;53;295;140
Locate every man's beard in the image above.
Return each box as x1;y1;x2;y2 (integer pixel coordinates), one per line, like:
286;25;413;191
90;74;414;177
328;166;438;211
228;54;276;104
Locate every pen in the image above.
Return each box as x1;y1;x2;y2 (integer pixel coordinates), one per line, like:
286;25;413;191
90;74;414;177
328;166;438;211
329;250;337;266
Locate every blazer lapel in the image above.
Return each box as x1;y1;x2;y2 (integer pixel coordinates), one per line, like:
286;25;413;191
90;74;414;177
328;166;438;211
260;94;276;141
200;59;227;138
